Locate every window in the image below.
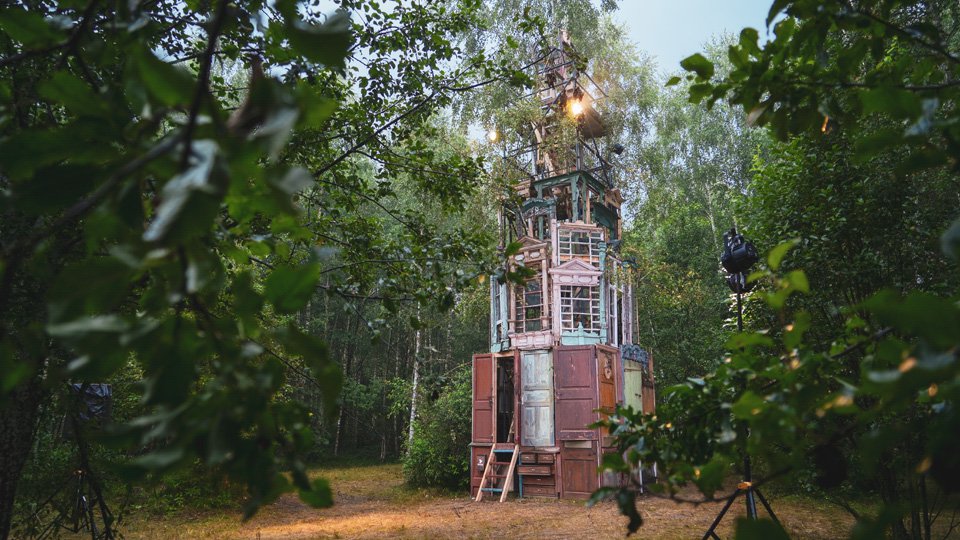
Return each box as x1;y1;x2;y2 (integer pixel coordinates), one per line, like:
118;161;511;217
491;280;506;342
558;228;603;267
560;285;600;332
514;277;544;333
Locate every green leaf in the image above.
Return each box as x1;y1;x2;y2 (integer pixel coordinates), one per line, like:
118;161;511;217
665;76;681;87
143;140;224;243
739;28;760;56
766;0;790;27
131;45;195;107
783;311;811;350
694;455;728;498
863;290;960;350
785;270;809;293
504;241;523;256
48;256;134;322
297;82;338;127
767;238;799;271
680;53;714;79
285;12;353;69
600;451;629;473
726;332;774;350
732;391;765;419
264;263;321;313
735;518;789;540
257;105;299;159
38;72;106;118
859;87;921;119
132;447;186;471
0;8;65;47
587;486;617;507
270;166;315;196
15;164;99;215
298;477;334;508
47;315;129;337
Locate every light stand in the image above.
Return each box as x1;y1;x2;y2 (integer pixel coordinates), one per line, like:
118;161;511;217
701;228;781;540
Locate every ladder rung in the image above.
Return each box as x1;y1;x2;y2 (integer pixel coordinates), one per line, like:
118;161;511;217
481;488;503;493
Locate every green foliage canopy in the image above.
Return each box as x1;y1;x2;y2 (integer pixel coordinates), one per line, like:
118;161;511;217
0;0;530;534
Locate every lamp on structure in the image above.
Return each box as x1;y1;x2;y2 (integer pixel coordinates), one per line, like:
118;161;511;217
701;227;782;540
569;99;585;117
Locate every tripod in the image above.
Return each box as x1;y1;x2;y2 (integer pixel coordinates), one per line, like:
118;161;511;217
19;393;115;540
25;468;102;540
701;274;782;540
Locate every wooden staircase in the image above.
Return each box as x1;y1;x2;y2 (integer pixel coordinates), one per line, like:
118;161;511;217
475;415;519;502
474;443;520;502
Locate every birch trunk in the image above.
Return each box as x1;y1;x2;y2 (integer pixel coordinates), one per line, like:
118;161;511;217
406;321;422;453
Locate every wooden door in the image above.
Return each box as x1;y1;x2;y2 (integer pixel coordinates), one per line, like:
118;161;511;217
561;441;598;499
472;353;494;444
555;346;599;498
554;346;598;440
520;350;554;447
623;359;644;412
597;348;617;415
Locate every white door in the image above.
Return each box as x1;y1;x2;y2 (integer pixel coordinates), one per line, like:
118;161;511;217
520;350;555;447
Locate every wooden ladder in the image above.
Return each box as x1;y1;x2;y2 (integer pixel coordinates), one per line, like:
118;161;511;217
475;418;519;502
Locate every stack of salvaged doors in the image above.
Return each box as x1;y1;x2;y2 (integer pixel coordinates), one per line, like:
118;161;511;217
469;32;656;502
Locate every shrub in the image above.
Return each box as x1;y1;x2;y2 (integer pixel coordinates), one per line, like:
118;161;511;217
402;367;471;489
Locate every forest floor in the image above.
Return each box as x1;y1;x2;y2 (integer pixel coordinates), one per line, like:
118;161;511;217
117;463;855;539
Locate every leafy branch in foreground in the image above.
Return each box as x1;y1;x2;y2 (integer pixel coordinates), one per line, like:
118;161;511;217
597;228;960;538
0;0;535;536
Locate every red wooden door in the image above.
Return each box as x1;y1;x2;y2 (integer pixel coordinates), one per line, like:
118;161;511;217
555;346;599;498
597;348;618;428
555;346;598;440
472;353;494;444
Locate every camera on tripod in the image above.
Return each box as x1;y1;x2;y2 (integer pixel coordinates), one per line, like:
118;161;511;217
721;228;758;294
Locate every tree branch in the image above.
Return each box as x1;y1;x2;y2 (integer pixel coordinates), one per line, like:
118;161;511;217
179;0;230;170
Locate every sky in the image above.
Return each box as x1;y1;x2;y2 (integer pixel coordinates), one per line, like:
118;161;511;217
616;0;775;73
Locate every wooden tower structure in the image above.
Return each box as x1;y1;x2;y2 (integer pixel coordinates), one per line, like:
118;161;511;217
471;33;657;501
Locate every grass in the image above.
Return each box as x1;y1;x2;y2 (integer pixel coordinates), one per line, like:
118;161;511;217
102;462;856;539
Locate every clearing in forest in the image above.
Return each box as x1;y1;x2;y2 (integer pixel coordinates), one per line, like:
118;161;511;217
119;463;853;539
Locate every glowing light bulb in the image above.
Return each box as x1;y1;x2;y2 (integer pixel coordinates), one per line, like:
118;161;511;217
487;128;498;142
569;99;584;117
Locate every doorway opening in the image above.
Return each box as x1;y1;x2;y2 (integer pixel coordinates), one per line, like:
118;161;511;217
496;358;515;443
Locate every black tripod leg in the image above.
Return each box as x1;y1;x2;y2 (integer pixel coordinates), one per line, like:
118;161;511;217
701;489;741;540
753;488;781;526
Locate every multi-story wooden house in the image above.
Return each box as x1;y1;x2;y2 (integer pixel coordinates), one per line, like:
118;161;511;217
471;34;657;502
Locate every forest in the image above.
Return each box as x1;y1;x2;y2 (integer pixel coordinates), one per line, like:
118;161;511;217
0;0;959;539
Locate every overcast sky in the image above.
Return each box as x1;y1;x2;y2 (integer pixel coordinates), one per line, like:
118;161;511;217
616;0;775;73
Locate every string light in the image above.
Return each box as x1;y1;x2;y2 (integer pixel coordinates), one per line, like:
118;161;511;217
487;128;498;142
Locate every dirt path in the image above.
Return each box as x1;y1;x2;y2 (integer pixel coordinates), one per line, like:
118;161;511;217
122;464;853;539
